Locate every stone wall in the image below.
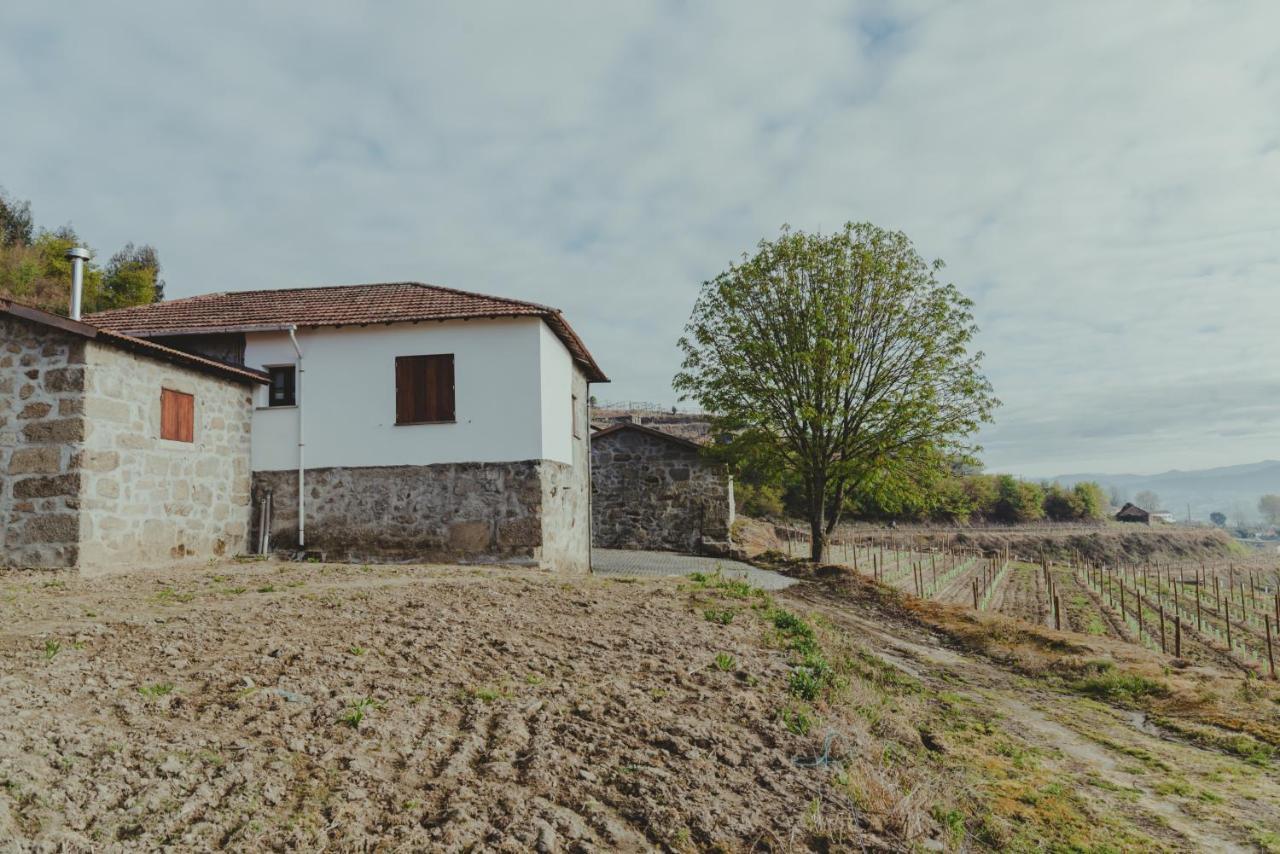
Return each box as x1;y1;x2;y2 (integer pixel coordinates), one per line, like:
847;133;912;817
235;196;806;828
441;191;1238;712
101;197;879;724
591;426;734;553
1;315;256;573
75;341;255;573
540;367;591;573
0;317;86;568
253;461;548;565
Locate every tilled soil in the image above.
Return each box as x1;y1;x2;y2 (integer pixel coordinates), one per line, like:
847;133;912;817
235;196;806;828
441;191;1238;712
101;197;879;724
0;563;852;851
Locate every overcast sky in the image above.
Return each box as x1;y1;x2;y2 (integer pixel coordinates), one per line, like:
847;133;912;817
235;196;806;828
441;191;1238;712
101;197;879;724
4;2;1279;478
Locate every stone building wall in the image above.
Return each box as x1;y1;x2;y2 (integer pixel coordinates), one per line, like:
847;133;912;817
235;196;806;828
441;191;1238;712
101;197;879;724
540;367;591;573
0;317;86;568
591;426;734;553
75;342;255;573
253;461;548;565
1;314;256;573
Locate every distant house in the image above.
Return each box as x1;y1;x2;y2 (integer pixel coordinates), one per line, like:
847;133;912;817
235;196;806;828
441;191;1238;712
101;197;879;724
1114;503;1151;524
590;422;733;554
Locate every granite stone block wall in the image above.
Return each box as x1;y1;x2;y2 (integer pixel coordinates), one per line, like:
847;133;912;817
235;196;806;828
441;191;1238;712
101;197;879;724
253;461;551;565
540;367;591;573
75;342;255;572
591;426;734;553
0;317;86;568
1;315;256;573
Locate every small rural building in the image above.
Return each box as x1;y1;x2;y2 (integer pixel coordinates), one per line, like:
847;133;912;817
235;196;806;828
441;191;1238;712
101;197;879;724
2;299;264;574
1114;503;1151;524
84;282;607;572
590;421;733;554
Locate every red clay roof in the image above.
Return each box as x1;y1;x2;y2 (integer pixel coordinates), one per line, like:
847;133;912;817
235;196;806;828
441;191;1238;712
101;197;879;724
85;282;608;382
1;299;269;385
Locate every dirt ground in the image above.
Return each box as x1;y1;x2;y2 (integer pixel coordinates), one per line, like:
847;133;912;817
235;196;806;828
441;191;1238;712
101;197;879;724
2;559;1280;851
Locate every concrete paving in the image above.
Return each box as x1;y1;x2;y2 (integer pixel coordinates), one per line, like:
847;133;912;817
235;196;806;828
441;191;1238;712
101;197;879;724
591;548;797;591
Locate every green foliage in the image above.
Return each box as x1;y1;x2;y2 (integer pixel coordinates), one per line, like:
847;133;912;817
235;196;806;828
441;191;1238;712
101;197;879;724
734;481;784;517
1072;672;1170;704
0;188;161;314
993;475;1045;523
713;652;736;672
675;223;998;560
1210;511;1227;526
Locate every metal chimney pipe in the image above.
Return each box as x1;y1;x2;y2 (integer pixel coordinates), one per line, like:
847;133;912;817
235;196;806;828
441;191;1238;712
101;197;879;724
65;247;90;320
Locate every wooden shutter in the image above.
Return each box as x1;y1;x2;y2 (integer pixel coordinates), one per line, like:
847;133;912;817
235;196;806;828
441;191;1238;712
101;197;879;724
160;389;195;442
395;354;454;424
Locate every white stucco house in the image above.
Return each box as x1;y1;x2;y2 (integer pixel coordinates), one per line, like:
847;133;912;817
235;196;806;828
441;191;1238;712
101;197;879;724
81;282;608;572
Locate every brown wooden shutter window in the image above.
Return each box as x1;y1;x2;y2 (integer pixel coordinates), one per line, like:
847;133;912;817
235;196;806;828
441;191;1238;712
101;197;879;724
395;354;455;425
160;388;195;442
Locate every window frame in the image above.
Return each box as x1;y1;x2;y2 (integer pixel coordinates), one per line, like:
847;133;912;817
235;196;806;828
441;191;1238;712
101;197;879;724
264;364;297;408
394;353;456;426
160;388;195;443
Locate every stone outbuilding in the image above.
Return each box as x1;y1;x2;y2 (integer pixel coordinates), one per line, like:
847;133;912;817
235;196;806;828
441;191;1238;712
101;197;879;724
1;299;265;574
1114;502;1151;524
590;422;734;554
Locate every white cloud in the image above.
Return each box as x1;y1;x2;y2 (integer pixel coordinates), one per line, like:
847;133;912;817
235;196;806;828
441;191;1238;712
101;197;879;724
3;1;1278;475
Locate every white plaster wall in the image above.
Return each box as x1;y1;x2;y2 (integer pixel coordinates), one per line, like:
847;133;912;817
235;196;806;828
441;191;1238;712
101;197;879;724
245;318;553;471
538;322;576;466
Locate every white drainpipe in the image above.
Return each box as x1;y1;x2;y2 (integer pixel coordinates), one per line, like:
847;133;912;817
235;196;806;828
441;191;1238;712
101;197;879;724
287;326;305;548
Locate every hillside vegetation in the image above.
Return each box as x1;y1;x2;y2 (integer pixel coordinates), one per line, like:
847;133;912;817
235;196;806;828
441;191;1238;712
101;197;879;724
0;186;163;314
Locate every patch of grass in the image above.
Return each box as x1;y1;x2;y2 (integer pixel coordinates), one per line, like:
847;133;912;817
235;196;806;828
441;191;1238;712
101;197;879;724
41;580;67;590
462;684;509;703
138;682;175;699
42;639;61;660
780;705;814;736
1252;826;1280;853
347;645;366;656
220;586;248;595
340;697;381;728
713;652;736;672
256;584;277;593
154;588;195;604
703;607;736;625
1072;672;1170;704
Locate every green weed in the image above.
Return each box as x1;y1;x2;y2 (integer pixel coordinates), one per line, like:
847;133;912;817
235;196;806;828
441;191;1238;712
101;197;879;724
713;652;736;672
340;696;381;728
138;682;175;699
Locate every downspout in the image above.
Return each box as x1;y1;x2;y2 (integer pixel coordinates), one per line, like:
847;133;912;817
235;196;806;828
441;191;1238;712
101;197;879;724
287;326;305;549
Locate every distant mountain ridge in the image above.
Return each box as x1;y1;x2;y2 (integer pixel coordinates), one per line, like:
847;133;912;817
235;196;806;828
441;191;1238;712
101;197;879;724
1052;460;1280;522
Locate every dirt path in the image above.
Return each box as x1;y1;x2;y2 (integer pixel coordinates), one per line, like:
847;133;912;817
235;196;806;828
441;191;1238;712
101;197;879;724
783;582;1280;852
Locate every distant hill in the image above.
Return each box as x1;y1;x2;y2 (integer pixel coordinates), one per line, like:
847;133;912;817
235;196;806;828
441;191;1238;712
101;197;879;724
1053;461;1280;523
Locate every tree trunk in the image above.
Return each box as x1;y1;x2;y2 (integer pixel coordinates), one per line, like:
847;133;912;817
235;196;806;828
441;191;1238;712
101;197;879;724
808;482;827;563
809;515;826;563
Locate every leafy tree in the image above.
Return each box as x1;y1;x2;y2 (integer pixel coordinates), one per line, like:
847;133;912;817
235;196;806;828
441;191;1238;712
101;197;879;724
1042;483;1077;521
1209;511;1227;526
675;223;997;560
101;243;164;307
0;187;33;247
1133;490;1160;512
1071;481;1107;521
1258;495;1280;526
992;475;1045;523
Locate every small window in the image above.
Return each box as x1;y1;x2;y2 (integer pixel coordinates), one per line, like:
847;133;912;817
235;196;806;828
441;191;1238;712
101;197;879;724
572;394;580;438
160;388;194;442
395;354;455;424
267;365;296;407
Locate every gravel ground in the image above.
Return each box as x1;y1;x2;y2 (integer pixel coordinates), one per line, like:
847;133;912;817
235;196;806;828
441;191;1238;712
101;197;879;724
592;548;797;590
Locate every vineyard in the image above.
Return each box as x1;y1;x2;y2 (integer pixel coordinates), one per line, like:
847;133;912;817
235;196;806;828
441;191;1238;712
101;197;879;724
779;529;1280;678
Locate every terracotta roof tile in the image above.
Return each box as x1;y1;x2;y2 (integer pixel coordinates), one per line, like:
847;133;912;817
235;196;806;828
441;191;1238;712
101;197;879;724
85;282;608;382
1;298;269;385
